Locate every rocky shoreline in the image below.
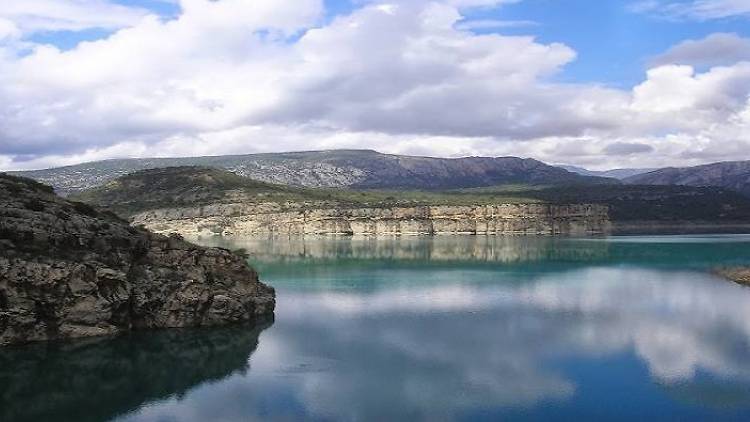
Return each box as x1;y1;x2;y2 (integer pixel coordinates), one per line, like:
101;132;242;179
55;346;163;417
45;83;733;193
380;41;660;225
0;174;275;346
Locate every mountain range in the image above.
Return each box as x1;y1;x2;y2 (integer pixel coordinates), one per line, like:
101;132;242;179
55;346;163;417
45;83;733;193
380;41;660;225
7;150;750;199
9;150;613;195
557;165;656;180
623;161;750;197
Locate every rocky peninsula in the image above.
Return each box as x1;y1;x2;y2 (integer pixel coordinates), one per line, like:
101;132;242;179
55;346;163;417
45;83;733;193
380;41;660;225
0;173;275;346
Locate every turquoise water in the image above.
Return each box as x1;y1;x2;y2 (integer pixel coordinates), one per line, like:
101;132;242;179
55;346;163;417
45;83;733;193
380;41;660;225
3;235;750;421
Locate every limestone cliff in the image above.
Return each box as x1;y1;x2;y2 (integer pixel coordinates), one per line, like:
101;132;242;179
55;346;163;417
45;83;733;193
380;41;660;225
133;203;610;236
73;167;611;237
0;173;275;346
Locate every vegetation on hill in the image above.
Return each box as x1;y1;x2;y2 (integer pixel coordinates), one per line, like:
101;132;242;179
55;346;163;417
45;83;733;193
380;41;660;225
72;167;750;225
515;185;750;222
624;161;750;197
13;149;616;195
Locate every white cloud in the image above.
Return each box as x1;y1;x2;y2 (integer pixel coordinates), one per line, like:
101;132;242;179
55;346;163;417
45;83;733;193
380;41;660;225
0;0;750;171
631;0;750;20
0;0;152;34
116;264;750;421
651;32;750;67
455;18;538;30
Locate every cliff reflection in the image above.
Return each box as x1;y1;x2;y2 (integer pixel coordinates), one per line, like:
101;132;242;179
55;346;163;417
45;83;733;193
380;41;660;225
0;320;272;422
195;235;750;270
197;235;610;264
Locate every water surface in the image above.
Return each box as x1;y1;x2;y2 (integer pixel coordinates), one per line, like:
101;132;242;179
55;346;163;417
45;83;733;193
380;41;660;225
3;235;750;421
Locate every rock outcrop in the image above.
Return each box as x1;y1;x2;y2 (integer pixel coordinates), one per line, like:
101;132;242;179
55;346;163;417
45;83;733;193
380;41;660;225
133;203;611;236
714;267;750;286
0;174;275;346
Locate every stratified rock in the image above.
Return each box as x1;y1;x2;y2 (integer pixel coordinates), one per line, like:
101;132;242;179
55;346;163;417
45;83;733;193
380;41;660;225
134;203;611;236
0;173;275;346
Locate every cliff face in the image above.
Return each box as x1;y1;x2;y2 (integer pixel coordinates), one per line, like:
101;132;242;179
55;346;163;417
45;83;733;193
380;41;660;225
133;203;611;236
0;174;275;346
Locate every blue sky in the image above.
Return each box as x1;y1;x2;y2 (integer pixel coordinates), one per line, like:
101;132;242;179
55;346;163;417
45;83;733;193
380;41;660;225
484;0;750;87
2;0;750;171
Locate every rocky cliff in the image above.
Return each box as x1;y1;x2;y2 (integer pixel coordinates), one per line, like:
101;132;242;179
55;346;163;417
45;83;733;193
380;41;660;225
133;203;611;236
0;174;275;346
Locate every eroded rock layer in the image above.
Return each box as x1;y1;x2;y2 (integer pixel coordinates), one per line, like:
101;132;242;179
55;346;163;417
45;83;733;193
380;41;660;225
133;203;611;236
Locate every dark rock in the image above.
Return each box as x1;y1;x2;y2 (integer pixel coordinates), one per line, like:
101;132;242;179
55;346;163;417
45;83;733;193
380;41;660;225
0;173;275;346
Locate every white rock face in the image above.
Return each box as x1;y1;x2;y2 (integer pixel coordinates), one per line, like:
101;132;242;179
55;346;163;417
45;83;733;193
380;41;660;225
132;203;611;236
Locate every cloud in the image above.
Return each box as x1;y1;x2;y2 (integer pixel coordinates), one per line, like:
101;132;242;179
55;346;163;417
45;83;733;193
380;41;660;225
603;142;655;155
116;264;750;421
454;19;538;31
651;32;750;68
0;0;152;34
0;0;750;171
631;0;750;20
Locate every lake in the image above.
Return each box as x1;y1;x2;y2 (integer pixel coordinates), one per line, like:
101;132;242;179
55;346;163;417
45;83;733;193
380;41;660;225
3;235;750;421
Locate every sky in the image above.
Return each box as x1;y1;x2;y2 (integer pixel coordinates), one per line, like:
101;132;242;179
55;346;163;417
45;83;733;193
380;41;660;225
1;0;750;171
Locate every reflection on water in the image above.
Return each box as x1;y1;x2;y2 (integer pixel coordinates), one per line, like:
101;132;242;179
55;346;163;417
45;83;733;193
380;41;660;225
197;234;750;269
4;235;750;421
0;321;272;422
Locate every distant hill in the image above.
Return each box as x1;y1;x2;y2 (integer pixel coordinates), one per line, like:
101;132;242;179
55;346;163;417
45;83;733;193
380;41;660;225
72;166;338;217
516;184;750;223
72;166;546;217
558;165;656;180
11;150;616;195
624;161;750;196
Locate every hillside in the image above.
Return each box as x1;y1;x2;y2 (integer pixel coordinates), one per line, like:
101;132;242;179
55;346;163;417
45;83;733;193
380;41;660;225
558;165;656;180
512;184;750;223
72;166;554;218
11;150;616;195
624;161;750;196
72;166;335;217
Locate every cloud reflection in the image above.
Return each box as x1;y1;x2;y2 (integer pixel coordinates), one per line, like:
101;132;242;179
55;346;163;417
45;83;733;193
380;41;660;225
118;236;750;421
